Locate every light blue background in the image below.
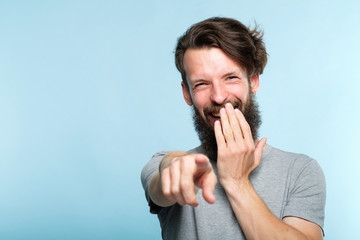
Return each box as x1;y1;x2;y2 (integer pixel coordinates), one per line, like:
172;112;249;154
0;0;359;239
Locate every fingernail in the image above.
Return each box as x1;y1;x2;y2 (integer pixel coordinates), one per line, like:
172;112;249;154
220;108;226;115
226;102;232;108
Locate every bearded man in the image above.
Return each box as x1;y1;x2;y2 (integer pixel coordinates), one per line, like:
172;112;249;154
141;17;326;240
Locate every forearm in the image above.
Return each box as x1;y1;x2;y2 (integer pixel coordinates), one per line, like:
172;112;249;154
224;181;309;240
215;104;322;239
149;151;187;207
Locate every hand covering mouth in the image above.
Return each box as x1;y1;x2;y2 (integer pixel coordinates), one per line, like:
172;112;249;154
210;112;220;119
206;112;221;123
204;100;243;121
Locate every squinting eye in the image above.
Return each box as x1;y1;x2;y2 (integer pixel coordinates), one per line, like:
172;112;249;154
228;76;237;80
194;83;205;88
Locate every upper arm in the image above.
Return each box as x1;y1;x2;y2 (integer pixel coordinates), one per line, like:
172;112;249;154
283;158;326;235
283;216;323;240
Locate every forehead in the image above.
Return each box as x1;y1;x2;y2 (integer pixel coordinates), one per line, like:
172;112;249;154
183;48;247;81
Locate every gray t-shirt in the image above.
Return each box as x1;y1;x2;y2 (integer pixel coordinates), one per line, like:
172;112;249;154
141;144;326;239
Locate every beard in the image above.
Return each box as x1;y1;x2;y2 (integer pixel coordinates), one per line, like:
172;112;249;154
192;93;262;161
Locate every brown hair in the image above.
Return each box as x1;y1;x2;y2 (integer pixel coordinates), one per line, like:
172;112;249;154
175;17;268;88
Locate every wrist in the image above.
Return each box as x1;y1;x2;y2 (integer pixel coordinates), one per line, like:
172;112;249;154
221;177;253;198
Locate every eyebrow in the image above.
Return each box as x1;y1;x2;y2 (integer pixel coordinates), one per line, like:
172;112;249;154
189;70;244;85
222;71;242;78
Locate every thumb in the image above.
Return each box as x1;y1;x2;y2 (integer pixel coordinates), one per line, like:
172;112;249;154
194;154;210;171
194;154;217;204
254;138;267;165
201;172;217;204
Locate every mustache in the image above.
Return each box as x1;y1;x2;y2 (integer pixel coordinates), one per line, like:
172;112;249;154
203;99;243;115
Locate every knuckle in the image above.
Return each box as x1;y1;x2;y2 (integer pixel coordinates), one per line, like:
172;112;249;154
172;155;182;163
244;124;251;132
180;180;191;191
162;188;171;197
230;146;241;155
180;158;189;169
161;168;169;177
237;145;247;154
170;162;179;172
246;143;255;153
171;187;179;196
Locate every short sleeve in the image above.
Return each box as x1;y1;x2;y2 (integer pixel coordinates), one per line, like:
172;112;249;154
141;151;169;214
283;158;326;230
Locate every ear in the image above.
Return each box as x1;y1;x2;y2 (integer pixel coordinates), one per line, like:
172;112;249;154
181;81;193;106
250;73;260;94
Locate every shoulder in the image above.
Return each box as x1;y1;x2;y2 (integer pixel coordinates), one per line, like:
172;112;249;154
268;145;326;195
265;145;312;162
264;145;321;169
261;145;325;186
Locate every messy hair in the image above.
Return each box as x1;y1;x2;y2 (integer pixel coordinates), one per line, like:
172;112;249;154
175;17;268;88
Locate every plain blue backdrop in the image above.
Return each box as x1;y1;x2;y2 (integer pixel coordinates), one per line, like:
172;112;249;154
0;0;359;239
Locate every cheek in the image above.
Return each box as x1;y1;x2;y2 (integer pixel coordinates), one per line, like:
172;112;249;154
228;86;248;103
191;93;208;113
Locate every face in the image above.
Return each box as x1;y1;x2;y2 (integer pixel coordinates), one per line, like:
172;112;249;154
182;47;260;128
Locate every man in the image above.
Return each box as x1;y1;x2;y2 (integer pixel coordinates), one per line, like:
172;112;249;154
141;17;326;240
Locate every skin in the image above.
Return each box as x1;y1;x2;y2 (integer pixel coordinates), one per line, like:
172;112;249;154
149;48;323;239
182;47;256;127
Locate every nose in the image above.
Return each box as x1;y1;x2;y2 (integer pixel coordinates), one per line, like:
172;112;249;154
210;81;228;105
